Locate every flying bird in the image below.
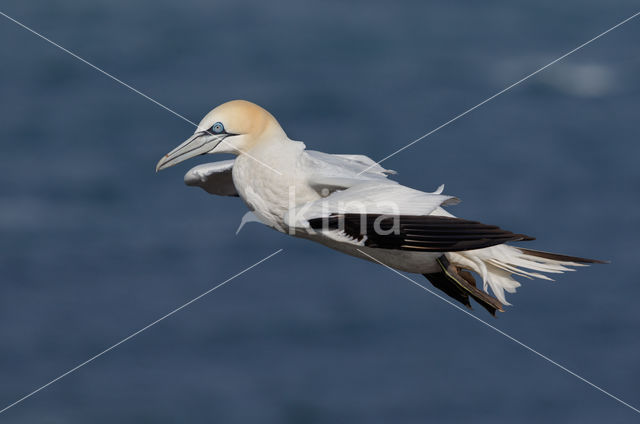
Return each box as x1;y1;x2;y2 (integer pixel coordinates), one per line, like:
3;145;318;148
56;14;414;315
156;100;603;315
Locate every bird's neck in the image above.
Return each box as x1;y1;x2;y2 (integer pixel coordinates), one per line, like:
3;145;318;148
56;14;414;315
243;135;303;163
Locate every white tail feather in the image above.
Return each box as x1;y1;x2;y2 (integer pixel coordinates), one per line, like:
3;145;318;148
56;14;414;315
449;244;591;306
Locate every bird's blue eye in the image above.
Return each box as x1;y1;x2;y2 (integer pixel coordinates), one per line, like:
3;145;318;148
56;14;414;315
211;122;224;134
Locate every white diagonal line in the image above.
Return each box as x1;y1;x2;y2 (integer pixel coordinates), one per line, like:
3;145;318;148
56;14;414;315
359;11;640;174
0;249;283;416
356;248;640;415
0;10;282;176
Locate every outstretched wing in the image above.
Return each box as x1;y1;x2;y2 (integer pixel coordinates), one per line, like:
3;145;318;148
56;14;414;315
284;180;462;244
287;171;530;252
183;160;238;197
308;214;534;252
303;151;396;195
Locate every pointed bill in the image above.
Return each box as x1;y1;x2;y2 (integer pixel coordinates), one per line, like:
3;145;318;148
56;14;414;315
156;131;226;172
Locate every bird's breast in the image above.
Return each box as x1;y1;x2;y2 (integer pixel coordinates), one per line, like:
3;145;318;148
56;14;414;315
232;153;319;231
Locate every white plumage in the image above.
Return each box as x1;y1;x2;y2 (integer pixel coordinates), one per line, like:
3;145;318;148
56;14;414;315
157;100;602;315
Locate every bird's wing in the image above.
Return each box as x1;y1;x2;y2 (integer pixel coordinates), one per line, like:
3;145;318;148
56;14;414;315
286;181;531;251
303;150;396;194
183;160;238;197
309;214;533;251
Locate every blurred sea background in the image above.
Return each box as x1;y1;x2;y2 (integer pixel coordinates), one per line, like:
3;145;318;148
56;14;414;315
1;1;639;422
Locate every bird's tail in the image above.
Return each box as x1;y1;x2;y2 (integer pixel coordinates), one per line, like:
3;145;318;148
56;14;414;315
426;244;605;315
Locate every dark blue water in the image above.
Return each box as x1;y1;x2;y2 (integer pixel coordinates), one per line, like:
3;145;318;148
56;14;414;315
1;1;639;422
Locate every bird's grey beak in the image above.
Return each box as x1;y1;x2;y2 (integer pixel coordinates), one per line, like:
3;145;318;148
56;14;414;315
156;131;225;172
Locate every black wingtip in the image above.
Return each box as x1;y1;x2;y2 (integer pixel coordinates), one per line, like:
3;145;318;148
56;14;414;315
316;214;541;253
519;248;608;264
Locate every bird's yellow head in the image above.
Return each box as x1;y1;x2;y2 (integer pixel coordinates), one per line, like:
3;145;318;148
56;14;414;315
156;100;286;171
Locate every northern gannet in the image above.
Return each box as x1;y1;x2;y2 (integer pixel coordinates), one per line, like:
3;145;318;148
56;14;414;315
156;100;603;315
